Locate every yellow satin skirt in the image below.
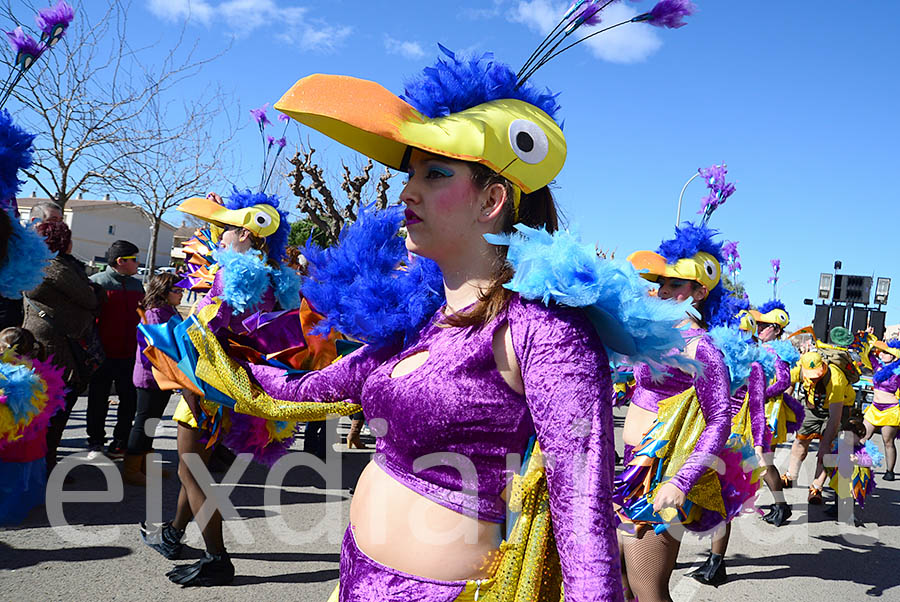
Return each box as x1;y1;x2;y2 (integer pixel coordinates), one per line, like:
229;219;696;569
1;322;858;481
864;403;900;427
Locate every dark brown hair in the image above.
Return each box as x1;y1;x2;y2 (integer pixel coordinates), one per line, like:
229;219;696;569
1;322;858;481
0;327;47;361
139;272;180;310
444;163;559;328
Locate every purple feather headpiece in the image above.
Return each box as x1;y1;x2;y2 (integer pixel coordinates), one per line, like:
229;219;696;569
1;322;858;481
722;240;741;279
4;27;45;69
641;0;697;29
402;45;561;123
35;0;74;47
767;258;781;296
250;103;271;127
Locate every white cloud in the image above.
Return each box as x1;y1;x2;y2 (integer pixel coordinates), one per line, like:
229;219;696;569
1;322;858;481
384;36;425;60
148;0;214;24
145;0;349;51
511;0;662;64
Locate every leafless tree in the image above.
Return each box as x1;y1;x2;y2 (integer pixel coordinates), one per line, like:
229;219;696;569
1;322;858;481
102;90;238;275
288;144;395;246
0;0;227;208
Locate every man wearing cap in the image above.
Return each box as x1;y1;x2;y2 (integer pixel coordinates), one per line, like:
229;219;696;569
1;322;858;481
783;350;856;504
86;240;145;459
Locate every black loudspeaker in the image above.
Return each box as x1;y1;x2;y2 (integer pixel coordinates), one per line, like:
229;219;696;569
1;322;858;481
829;304;847;335
869;310;887;340
851;307;869;335
813;304;830;341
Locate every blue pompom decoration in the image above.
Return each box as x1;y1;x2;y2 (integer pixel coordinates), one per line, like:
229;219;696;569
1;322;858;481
0;360;42;422
215;248;272;314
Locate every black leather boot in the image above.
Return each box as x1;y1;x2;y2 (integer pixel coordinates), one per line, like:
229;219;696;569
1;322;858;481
141;521;184;560
763;502;792;527
686;552;713;578
693;553;727;587
166;551;235;587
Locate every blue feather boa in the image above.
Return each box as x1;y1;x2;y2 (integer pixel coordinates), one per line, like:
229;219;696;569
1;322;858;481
214;248;300;314
709;326;776;393
0;217;53;299
864;440;884;468
875;356;900;383
301;204;444;346
487;225;698;373
766;339;801;368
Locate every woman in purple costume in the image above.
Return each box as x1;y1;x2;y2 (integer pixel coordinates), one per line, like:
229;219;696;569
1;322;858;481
861;335;900;481
616;222;738;602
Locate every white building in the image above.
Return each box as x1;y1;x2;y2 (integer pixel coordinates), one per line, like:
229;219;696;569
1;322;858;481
17;195;177;269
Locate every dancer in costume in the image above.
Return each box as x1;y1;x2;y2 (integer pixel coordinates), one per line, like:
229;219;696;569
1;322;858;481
614;171;752;601
687;308;774;586
139;189;303;586
784;349;856;505
162;6;695;599
751;300;803;526
859;334;900;481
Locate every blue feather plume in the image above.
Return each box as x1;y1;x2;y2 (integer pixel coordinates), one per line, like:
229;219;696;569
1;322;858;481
0;218;53;299
0;360;42;422
487;225;699;374
766;339;801;368
657;222;724;265
0;109;35;206
875;356;900;383
301;204;445;346
758;299;787;315
401;45;561;123
225;187;291;263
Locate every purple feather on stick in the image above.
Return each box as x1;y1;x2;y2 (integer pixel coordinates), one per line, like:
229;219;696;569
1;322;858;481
35;0;74;46
5;27;45;69
645;0;697;29
250;103;271;128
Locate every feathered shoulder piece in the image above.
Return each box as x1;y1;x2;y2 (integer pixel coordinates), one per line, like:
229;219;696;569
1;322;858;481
708;326;775;393
486;225;698;374
765;339;801;368
301;204;445;347
214;248;300;314
401;44;561;122
1;109;35;207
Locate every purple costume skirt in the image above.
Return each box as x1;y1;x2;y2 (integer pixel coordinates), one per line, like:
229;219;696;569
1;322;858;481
339;525;480;602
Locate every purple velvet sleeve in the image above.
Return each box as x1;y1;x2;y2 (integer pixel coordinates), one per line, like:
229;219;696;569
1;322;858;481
765;359;791;399
747;363;769;449
869;350;883;372
509;299;623;602
667;336;732;495
245;343;391;404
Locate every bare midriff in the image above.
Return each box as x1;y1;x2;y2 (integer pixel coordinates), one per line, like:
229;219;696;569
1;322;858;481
873;388;899;407
623;403;659;447
349;461;503;581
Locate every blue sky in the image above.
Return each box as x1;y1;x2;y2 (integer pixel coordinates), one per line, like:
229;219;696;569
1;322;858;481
11;1;900;327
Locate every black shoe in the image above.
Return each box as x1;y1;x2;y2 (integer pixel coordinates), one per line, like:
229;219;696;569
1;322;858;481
141;521;185;560
107;441;126;460
824;502;839;518
884;471;895;481
166;551;235;587
763;503;792;527
686;553;713;578
692;553;727;587
759;505;776;521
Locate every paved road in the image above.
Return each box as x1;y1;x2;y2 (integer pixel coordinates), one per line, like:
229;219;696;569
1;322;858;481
2;399;898;601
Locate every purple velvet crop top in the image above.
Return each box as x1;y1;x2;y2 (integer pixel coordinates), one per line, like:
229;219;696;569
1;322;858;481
870;352;900;397
247;295;622;601
628;333;732;496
